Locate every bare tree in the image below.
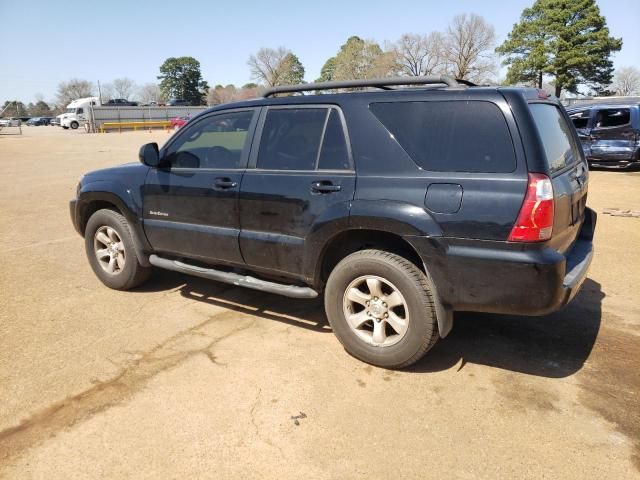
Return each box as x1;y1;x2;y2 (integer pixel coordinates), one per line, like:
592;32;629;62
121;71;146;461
248;47;288;86
392;32;445;76
444;13;496;82
112;78;136;99
56;79;94;107
207;84;260;105
247;47;304;87
138;83;163;103
100;83;114;102
208;84;238;105
611;66;640;96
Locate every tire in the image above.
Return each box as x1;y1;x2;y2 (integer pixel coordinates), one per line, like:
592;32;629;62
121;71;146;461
324;249;439;369
84;209;151;290
70;121;79;130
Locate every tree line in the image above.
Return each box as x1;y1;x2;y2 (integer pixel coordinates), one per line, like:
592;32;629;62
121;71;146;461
3;0;639;117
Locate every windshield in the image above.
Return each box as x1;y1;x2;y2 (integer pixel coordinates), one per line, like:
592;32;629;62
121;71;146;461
66;108;76;114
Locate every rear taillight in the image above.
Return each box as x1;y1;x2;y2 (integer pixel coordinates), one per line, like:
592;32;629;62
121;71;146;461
508;173;554;242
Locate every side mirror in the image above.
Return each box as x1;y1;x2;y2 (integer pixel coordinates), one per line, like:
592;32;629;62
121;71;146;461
139;142;160;167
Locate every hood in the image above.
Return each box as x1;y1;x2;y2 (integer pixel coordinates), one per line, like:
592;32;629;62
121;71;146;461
82;162;147;183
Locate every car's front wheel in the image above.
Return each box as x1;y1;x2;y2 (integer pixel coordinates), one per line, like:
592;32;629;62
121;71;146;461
70;121;79;129
324;249;439;369
84;209;151;290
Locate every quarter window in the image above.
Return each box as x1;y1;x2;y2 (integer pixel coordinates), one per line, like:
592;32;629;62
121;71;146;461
166;110;254;169
370;101;516;173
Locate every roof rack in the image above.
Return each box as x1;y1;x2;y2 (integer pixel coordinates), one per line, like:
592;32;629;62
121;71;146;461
262;75;460;98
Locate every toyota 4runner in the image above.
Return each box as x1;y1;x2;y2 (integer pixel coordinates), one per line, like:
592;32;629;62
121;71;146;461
70;76;596;368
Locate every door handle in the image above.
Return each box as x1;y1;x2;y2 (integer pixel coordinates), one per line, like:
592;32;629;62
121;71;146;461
213;177;238;189
311;181;341;193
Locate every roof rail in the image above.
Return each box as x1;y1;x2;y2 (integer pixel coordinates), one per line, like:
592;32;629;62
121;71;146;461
262;75;460;98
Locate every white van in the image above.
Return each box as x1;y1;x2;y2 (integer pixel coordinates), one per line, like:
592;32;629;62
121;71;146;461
60;97;101;129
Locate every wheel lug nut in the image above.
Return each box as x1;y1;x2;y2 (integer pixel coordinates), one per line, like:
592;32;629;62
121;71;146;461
384;313;389;318
374;297;378;301
366;301;370;306
383;302;387;307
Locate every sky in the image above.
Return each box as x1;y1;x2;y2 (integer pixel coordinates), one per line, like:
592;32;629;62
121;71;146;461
0;0;638;105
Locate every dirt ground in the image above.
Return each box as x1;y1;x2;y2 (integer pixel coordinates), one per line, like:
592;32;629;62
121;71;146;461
1;126;639;479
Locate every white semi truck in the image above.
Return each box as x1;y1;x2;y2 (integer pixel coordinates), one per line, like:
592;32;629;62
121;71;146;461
60;97;100;129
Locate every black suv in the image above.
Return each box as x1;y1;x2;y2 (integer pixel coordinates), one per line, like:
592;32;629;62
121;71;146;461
104;98;139;107
167;99;192;106
70;76;595;368
567;101;640;169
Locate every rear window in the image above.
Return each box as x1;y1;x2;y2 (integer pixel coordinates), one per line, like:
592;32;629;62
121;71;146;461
369;101;516;173
529;104;581;174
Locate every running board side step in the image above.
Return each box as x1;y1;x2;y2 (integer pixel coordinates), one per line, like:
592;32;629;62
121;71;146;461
148;255;319;299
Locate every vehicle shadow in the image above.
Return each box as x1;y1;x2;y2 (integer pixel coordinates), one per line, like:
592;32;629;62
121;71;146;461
137;270;331;333
137;271;603;378
409;278;603;377
589;164;640;173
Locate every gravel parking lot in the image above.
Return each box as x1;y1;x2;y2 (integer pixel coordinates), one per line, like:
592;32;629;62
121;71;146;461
1;126;639;479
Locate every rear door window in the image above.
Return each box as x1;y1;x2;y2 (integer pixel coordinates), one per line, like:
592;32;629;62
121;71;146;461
257;107;351;171
369;101;516;173
529;103;581;174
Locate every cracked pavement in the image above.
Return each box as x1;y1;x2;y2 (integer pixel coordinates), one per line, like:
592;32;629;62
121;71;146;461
1;127;639;479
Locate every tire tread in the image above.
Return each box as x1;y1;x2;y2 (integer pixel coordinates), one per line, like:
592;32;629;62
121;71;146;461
325;249;439;368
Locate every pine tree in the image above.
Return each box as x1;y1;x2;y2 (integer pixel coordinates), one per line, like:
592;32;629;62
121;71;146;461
496;0;622;96
158;57;209;105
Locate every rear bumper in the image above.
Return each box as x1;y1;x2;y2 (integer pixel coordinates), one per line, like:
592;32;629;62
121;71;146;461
406;207;596;316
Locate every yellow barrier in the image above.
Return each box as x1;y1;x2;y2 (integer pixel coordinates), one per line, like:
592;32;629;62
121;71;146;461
100;121;171;133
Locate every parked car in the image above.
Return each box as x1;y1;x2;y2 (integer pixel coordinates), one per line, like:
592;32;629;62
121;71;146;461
103;98;138;107
0;117;21;127
26;117;51;126
167;98;191;106
50;116;61;127
567;101;640;169
169;115;191;129
70;76;595;368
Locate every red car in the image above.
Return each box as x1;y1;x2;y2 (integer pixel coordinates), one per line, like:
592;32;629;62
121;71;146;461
170;115;191;129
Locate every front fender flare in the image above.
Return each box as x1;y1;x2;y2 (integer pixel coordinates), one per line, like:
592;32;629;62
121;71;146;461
77;183;151;267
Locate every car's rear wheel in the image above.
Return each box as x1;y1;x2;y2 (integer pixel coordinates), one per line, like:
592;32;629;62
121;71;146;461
324;249;439;368
84;209;151;290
